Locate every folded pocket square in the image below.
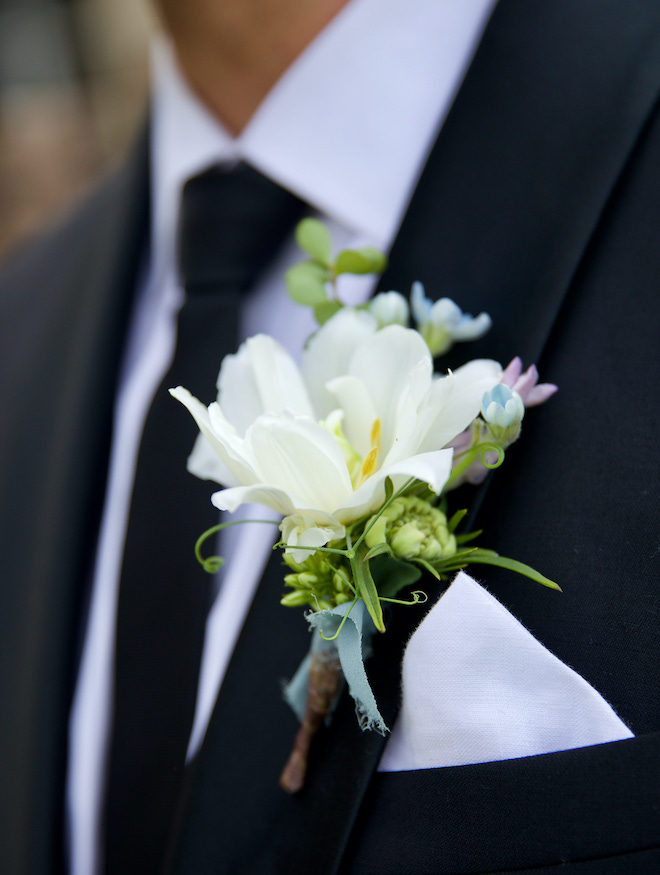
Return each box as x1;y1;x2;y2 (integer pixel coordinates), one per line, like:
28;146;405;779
379;571;633;771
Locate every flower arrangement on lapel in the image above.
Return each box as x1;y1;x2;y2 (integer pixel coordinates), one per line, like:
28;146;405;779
170;219;558;793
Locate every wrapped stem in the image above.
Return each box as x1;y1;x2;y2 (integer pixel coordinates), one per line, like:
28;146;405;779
279;649;343;793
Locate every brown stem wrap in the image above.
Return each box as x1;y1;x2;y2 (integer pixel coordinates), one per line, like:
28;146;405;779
279;650;343;794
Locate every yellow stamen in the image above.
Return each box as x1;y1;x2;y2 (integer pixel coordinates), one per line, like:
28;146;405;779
357;418;382;486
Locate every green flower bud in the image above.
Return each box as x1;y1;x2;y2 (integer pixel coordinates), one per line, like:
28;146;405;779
280;590;315;608
281;548;352;610
364;496;457;563
390;521;426;558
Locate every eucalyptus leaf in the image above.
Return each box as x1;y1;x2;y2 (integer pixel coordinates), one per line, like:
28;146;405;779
358;247;388;274
285;261;328;306
313;299;343;325
295;218;332;265
335;249;372;275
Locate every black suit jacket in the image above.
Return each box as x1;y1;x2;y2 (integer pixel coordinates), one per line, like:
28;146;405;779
1;1;660;872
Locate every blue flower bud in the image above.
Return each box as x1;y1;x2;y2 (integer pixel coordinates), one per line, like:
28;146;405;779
481;384;525;444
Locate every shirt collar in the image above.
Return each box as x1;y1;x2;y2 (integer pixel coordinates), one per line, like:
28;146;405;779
151;0;497;259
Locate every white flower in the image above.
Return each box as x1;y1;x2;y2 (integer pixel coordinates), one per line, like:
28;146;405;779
170;309;501;560
368;291;410;328
410;281;492;356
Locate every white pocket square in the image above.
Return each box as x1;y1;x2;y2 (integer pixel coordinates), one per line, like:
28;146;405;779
379;571;633;772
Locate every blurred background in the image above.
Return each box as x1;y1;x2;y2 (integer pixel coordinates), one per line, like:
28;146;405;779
0;0;156;258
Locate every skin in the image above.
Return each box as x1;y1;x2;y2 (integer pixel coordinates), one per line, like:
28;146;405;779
153;0;351;134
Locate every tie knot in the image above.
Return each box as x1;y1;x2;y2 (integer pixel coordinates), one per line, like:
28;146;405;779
178;162;306;295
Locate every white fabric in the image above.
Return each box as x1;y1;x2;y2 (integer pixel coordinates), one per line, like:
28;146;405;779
379;572;633;772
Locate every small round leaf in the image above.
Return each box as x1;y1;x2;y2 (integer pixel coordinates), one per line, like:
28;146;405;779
285;261;329;306
335;249;372;275
313;300;343;325
359;247;388;274
295;218;332;265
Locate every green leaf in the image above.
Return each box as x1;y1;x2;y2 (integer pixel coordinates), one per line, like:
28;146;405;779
352;546;385;632
413;557;441;580
455;529;483;545
371;556;422;599
295;218;332;265
383;476;394;502
447;508;467;533
463;549;562;591
364;541;393;562
313;299;343;325
285;261;328;306
335;249;373;275
358;247;388;274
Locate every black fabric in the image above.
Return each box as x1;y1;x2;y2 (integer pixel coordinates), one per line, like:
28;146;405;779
0;127;150;875
104;163;305;874
342;733;660;874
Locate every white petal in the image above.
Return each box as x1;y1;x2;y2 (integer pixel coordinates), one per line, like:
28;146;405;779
452;312;492;340
430;297;463;329
186;433;239;486
326;375;378;457
346;325;433;455
246;412;353;511
280;514;346;562
335;449;454;523
301;308;377;417
218;334;313;435
402;360;502;458
211;484;297;516
169;387;258;486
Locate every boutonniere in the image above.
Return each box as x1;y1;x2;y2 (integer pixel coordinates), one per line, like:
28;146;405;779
170;219;558;793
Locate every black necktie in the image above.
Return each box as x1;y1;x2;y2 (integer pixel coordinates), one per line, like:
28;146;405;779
105;163;305;874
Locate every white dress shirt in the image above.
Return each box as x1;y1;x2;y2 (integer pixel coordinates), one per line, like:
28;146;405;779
65;1;505;872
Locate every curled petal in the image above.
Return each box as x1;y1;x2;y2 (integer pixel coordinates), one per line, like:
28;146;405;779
169;387;259;486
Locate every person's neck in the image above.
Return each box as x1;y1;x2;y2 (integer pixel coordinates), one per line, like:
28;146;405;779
155;0;351;135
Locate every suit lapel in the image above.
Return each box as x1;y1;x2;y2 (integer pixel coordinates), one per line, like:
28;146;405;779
168;0;660;871
382;0;660;369
0;129;149;873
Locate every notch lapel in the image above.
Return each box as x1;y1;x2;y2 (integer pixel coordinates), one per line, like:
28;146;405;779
166;0;660;871
382;0;660;369
0;129;149;873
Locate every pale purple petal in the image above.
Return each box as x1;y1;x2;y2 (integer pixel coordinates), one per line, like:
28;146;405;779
525;383;558;406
